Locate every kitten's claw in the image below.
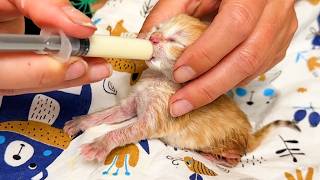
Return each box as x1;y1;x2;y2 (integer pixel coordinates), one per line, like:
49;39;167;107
63;117;88;137
63;114;101;137
63;120;82;137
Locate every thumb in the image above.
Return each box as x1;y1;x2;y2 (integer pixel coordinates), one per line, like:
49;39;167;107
140;0;218;33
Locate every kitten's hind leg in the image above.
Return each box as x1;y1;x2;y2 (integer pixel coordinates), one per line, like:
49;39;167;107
64;97;137;137
200;150;242;168
80;115;151;162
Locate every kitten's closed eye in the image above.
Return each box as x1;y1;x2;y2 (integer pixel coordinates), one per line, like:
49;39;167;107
167;37;176;42
155;25;160;30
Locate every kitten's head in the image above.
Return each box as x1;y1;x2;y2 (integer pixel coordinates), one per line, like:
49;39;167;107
145;14;207;81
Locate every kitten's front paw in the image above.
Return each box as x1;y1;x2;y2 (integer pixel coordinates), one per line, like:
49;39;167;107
63;116;90;137
80;140;111;162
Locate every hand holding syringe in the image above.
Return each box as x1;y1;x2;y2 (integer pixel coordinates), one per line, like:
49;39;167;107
0;0;150;95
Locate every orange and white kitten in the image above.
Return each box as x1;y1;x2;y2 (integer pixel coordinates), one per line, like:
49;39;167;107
64;14;299;167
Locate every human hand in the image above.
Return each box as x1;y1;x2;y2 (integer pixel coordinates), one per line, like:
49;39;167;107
0;0;112;95
141;0;298;117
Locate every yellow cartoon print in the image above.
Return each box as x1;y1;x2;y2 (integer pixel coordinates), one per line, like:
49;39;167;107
284;167;314;180
107;19;128;36
307;0;320;5
167;155;218;179
184;156;218;176
307;56;320;77
102;144;140;176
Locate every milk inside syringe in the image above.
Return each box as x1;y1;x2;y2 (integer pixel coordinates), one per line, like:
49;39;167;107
0;31;153;62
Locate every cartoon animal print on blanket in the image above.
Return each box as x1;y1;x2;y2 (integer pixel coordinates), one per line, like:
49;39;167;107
297;87;308;93
293;103;320;127
106;0;123;7
306;56;320;77
275;135;305;163
102;144;139;176
295;54;320;78
309;0;320;5
284;167;314;180
106;19;128;36
310;13;320;49
163;143;189;152
103;19;148;85
107;58;148;85
138;139;150;154
103;80;118;95
240;154;267;168
0;85;92;128
140;0;154;18
0;121;71;180
0;85;90;179
184;156;218;180
101;140;149;176
232;71;281;129
166;155;217;180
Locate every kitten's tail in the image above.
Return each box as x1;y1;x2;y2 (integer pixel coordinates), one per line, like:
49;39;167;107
247;120;300;152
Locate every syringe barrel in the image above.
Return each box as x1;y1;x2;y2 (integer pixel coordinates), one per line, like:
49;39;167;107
83;35;153;60
0;33;153;61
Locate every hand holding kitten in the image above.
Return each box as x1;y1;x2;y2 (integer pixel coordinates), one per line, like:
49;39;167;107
141;0;298;117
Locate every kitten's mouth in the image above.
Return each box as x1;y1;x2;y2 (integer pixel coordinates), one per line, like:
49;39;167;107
146;56;155;63
145;56;161;69
145;57;153;67
147;56;154;61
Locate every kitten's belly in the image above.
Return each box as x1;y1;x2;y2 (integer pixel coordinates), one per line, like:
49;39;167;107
160;127;212;151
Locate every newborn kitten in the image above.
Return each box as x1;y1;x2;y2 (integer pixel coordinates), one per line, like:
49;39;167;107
64;14;299;167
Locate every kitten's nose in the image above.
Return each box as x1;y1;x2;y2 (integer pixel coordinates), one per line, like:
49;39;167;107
149;32;163;44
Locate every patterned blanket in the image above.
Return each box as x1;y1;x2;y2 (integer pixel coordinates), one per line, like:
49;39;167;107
0;0;320;179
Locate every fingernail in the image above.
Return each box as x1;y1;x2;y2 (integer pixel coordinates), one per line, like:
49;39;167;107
170;99;194;117
65;60;88;81
62;6;96;29
20;0;26;9
174;66;196;83
89;63;112;81
186;0;201;15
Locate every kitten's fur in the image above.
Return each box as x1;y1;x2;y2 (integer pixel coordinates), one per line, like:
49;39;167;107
64;14;299;167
